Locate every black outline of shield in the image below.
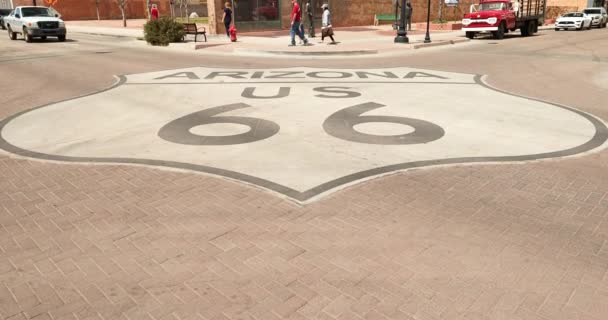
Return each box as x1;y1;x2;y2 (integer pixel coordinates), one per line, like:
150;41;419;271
0;69;607;203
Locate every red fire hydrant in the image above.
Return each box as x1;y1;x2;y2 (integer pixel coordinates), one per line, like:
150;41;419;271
229;25;237;42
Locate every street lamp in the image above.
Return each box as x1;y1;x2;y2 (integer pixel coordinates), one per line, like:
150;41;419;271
394;0;409;43
424;0;432;43
310;0;316;37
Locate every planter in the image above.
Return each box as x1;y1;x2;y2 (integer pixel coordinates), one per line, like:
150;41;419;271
416;22;463;31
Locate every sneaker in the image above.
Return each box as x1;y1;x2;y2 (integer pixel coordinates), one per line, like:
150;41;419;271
288;43;296;47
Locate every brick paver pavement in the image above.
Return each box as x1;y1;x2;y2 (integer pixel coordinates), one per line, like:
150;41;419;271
2;154;607;320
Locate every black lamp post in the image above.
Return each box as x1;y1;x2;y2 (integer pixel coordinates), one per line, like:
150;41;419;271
394;0;409;43
424;0;432;43
310;0;316;38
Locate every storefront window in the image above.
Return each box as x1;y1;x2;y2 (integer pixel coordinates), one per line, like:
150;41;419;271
233;0;280;22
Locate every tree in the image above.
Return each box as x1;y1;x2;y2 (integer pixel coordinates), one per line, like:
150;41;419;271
95;0;101;21
115;0;128;27
177;0;190;21
146;0;151;20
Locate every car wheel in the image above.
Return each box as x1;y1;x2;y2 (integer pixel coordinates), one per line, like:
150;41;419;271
23;28;32;42
58;35;66;42
465;31;475;39
588;22;592;30
7;26;16;40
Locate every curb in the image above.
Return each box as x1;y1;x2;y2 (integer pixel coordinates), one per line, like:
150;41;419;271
412;38;470;49
231;48;379;56
69;30;140;39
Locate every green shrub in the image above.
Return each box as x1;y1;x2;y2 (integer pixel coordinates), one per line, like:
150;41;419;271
144;17;185;46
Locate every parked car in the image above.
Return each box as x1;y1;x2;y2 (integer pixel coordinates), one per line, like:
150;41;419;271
583;7;607;28
0;9;12;30
554;12;592;31
4;6;66;42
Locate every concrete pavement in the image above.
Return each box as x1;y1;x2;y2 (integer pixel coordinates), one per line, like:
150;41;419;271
64;19;558;58
65;19;474;57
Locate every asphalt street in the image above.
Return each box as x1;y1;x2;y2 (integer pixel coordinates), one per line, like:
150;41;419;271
1;28;608;320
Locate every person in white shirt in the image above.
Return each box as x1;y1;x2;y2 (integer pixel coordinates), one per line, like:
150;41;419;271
511;0;520;14
321;3;336;44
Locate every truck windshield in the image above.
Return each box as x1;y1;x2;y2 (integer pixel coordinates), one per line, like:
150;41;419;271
21;7;52;17
583;9;601;14
480;2;506;11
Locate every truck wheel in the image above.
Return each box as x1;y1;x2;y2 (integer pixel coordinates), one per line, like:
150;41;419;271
58;35;66;42
7;26;16;40
521;22;530;36
23;28;32;42
493;22;505;40
554;28;559;31
524;21;535;36
465;32;475;39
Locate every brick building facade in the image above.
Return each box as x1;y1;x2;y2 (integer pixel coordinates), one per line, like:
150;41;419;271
208;0;478;35
6;0;606;31
208;0;606;35
10;0;171;20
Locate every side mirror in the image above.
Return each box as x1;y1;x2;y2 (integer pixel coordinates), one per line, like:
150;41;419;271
15;14;20;18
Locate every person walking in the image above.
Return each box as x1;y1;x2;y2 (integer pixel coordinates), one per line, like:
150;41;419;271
321;3;335;44
222;2;233;38
405;2;412;31
151;4;159;20
289;0;308;46
306;1;314;37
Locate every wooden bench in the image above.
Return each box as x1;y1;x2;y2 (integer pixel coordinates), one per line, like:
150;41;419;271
374;14;399;26
183;23;207;42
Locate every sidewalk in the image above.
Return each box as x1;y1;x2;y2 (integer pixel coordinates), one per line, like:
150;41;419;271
65;19;553;58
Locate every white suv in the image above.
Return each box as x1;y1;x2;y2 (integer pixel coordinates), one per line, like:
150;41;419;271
583;7;607;28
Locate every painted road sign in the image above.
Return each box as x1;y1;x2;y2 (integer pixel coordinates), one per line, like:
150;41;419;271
1;67;606;202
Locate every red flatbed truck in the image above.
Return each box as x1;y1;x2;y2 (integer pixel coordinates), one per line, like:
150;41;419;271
462;0;547;39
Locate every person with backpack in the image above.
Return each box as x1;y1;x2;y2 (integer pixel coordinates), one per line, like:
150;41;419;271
321;3;335;44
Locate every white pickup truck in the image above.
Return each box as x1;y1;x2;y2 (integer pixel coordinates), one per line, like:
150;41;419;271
4;6;66;42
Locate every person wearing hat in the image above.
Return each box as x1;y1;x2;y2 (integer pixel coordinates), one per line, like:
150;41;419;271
321;3;335;44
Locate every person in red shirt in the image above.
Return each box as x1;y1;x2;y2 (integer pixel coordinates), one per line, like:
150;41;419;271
289;0;308;46
151;4;159;20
